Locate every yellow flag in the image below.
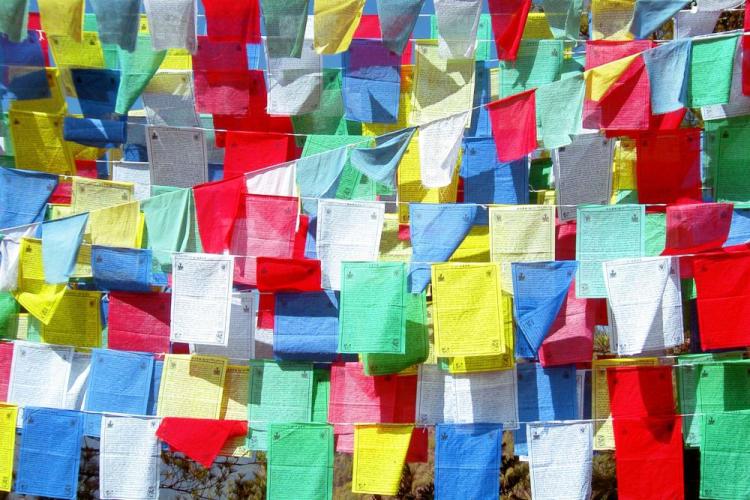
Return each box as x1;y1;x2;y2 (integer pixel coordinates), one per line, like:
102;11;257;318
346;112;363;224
592;357;659;450
89;201;141;248
313;0;365;54
8;110;75;175
449;225;490;263
160;49;193;70
157;354;228;418
38;0;84;41
584;53;640;101
9;68;66;114
14;238;67;325
219;366;252;457
431;263;504;357
0;404;18;492
396;133;460;224
611;138;637;202
352;424;414;495
591;0;636;40
378;215;413;262
40;289;101;348
71;177;134;213
523;12;555;39
489;205;556;293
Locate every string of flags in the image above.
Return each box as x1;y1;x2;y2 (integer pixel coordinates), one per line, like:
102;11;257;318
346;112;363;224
2;0;750;499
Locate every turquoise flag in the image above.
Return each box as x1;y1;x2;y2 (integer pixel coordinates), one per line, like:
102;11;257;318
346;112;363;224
41;213;89;284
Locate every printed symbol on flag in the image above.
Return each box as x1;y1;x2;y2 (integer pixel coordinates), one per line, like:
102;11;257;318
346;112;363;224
495;214;502;222
152;132;158;140
541;214;549;223
107;420;114;429
20;349;25;356
584;215;590;223
273;432;280;441
518;272;525;281
177;263;183;271
440;432;448;441
320;431;327;439
221;264;226;271
170;362;177;369
121;192;128;200
708;416;716;425
658;263;665;271
391;339;399;347
631;214;639;223
346;271;354;279
609;270;616;278
370;212;378;220
438;274;445;282
216;332;223;341
148;486;156;496
533;433;540;440
486;270;493;278
463;213;470;222
213;368;221;376
243;305;250;312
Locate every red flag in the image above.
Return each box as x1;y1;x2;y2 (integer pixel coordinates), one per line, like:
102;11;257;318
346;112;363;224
201;0;260;43
193;37;253;116
635;128;702;206
156;418;248;468
488;0;532;61
538;282;597;367
256;257;322;292
193;175;246;254
555;219;576;260
258;292;275;329
662;202;733;256
693;250;750;350
223;131;298;179
293;214;310;258
107;292;171;354
354;14;413;64
0;341;13;400
608;366;683;500
487;89;537;162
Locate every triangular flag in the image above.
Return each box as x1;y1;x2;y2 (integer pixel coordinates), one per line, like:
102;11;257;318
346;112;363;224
376;0;425;55
631;0;691;39
296;146;350;215
350;128;415;189
488;0;532;61
41;213;89;284
156;418;248;468
487;89;537;162
419;111;469;188
643;40;691;114
192;176;245;253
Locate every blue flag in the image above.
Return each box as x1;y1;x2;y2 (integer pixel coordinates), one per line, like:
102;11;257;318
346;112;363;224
643;40;691;114
0;29;44;67
514;363;578;456
147;359;163;415
71;69;121;119
409;203;477;292
63;117;127;148
15;407;83;500
631;0;691;39
41;213;89;284
726;207;750;247
92;246;154;292
350;128;416;188
512;261;577;359
376;0;426;55
343;39;402;123
83;349;154;436
296;147;350;216
90;0;141;52
461;137;529;217
435;423;503;500
0;167;58;229
468;61;493;137
0;66;50;100
274;291;342;362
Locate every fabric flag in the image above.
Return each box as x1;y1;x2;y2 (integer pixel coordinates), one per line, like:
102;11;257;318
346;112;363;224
636;129;701;205
157;418;247;468
41;213;88;284
193;176;245;253
726;206;750;247
663;203;733;255
488;0;532;61
267;423;334;500
688;34;738;108
419;111;469;188
535;74;585;149
141;188;202;272
434;424;503;500
274;291;340;361
92;246;153;292
543;0;583;40
527;421;593;500
537;285;595;367
70;69;120;119
487;90;537;162
408;203;477;292
608;366;684;500
674;10;720;39
642;40;691;114
63;117;127;148
352;424;414;495
313;0;365;55
37;0;84;41
434;0;483;59
498;40;563;98
375;0;425;55
256;258;321;293
693;251;750;350
512;261;577;359
90;0;140;52
630;0;690;39
0;223;38;292
699;411;750;499
343;39;401;123
339;262;407;354
461;138;529;207
0;403;16;492
0;168;58;230
143;0;197;52
361;291;428;376
107;292;172;354
591;0;636;40
514;363;578;456
224;131;297;179
202;0;260;43
15;408;82;500
260;0;310;58
266;41;323;116
702;36;750;121
584;53;641;102
99;416;160;500
115;36;167;115
296;146;351;216
0;0;28;43
350;128;415;189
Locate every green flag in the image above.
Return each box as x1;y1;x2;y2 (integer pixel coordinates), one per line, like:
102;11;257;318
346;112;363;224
267;423;334;500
